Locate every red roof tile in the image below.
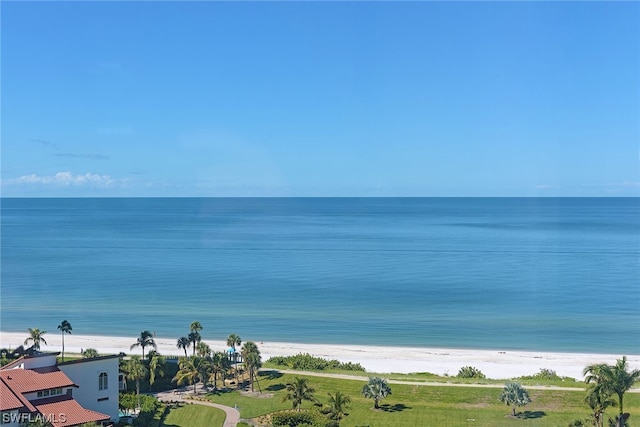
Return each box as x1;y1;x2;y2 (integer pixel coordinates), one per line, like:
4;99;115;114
0;378;24;411
0;368;76;393
33;395;110;427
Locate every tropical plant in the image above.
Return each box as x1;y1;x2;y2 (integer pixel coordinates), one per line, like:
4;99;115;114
177;336;190;357
149;353;166;391
327;390;351;423
584;356;640;422
82;348;99;358
457;366;486;379
227;333;242;353
188;331;202;357
196;341;211;358
129;330;157;359
241;341;262;392
499;381;532;416
585;381;616;427
24;328;47;351
124;356;148;407
174;356;208;394
57;320;72;362
361;377;391;410
283;377;317;411
210;351;231;390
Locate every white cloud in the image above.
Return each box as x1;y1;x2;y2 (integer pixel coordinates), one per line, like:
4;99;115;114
2;171;123;188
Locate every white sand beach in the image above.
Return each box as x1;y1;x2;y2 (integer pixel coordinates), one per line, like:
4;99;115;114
2;331;638;381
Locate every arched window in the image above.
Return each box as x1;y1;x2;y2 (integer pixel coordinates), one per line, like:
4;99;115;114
98;372;108;390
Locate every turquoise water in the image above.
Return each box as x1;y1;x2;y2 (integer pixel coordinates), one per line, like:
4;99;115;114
1;198;638;353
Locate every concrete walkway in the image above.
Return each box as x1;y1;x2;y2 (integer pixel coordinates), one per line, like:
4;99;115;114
154;389;241;427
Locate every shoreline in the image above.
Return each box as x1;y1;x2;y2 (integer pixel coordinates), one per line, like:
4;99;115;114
2;331;638;381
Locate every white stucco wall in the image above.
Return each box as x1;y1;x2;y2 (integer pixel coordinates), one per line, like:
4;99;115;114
58;356;119;422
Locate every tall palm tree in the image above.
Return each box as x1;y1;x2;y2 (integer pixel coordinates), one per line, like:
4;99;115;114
361;377;391;410
177;336;190;357
57;320;72;362
585;356;640;419
190;321;203;334
210;351;231;390
283;377;317;412
499;382;531;417
328;391;351;423
125;356;148;408
149;353;166;391
241;341;262;392
24;328;47;351
174;356;208;394
129;330;157;359
188;331;201;357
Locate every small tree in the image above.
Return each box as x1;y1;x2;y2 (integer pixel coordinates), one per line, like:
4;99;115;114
499;382;531;416
124;356;148;408
457;366;486;379
328;390;351;423
24;328;47;351
361;377;391;410
82;348;99;358
283;377;317;411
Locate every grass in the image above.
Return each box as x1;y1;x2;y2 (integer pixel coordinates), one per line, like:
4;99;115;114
195;370;640;427
160;403;226;427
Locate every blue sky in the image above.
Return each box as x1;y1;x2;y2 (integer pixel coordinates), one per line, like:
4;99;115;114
2;1;638;197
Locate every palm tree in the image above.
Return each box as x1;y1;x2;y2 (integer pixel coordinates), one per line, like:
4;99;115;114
188;331;201;357
24;328;47;351
57;320;72;362
190;321;203;334
196;341;211;358
283;377;317;411
177;336;190;357
210;351;231;390
174;356;208;394
124;356;148;408
328;391;351;423
585;356;640;420
149;353;166;391
361;377;391;410
227;333;242;354
585;382;616;427
241;341;262;392
499;382;531;417
129;330;157;359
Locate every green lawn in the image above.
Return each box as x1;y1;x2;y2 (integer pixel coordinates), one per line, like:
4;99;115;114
196;370;640;427
161;403;226;427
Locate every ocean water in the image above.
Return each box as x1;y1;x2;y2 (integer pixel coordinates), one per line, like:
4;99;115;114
1;197;638;354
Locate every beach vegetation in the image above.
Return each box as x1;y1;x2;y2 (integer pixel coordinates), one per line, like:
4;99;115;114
361;377;392;410
188;321;203;357
242;341;262;392
584;356;640;425
210;350;232;390
196;341;211;358
82;348;99;358
56;320;72;362
227;333;242;352
266;353;365;372
24;327;47;351
130;330;157;359
177;336;190;357
283;376;318;411
499;381;532;417
457;366;486;379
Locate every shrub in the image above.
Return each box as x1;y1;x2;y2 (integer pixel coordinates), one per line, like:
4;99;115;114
271;410;330;427
267;353;365;371
457;366;486;379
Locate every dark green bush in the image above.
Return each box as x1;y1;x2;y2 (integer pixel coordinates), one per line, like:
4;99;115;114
267;353;365;371
456;366;486;379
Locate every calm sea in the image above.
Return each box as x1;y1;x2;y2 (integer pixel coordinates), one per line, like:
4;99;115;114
1;198;638;354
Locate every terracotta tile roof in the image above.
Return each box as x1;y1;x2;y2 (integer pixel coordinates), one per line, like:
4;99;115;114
0;368;76;393
0;377;24;411
33;395;110;427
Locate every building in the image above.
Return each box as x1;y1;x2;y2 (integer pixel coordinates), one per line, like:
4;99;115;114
0;352;119;427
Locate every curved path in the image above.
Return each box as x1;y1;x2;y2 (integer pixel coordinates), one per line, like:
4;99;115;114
154;389;240;427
